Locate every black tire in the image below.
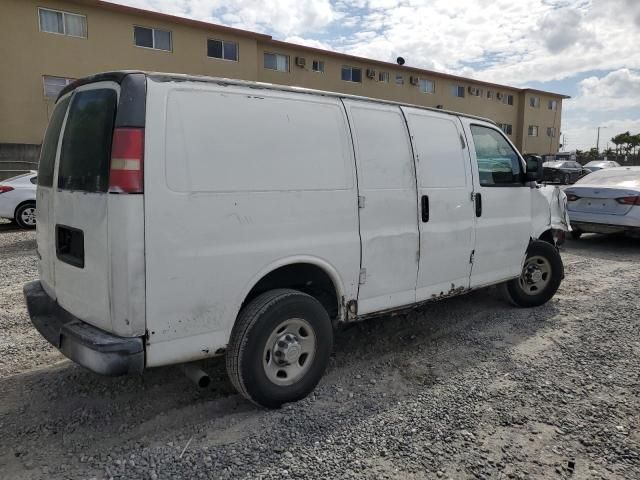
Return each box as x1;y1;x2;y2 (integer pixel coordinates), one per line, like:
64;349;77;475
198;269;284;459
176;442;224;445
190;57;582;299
14;202;36;229
226;289;333;408
570;230;582;240
502;240;563;308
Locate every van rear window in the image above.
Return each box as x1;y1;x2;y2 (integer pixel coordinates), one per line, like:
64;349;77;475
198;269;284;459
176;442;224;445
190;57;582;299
58;89;117;192
38;96;71;187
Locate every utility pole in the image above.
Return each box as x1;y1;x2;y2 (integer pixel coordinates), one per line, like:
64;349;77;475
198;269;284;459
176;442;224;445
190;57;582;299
596;126;607;155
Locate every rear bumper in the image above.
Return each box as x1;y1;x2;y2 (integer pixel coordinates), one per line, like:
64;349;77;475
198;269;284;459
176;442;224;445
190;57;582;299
23;280;144;376
571;221;640;235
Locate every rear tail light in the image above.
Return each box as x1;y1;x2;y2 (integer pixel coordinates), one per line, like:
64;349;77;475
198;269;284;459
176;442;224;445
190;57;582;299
0;186;14;194
565;192;580;201
615;195;640;206
109;127;144;193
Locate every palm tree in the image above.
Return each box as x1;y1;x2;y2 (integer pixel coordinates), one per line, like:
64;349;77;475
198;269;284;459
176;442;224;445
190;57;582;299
611;132;628;156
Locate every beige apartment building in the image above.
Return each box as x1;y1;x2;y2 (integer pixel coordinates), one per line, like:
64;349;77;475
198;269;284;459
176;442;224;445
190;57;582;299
0;0;569;164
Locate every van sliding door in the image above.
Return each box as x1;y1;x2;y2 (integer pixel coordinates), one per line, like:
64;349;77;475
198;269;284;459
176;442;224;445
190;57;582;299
343;100;420;314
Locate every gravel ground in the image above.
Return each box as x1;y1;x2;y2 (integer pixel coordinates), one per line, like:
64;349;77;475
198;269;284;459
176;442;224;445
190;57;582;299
1;219;639;480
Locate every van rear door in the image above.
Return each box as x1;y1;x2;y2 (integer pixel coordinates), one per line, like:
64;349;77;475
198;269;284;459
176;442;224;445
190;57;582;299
36;74;147;337
51;83;118;332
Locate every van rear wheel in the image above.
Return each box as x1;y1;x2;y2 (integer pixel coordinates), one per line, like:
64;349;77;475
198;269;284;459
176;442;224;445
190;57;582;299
502;240;563;308
226;289;333;408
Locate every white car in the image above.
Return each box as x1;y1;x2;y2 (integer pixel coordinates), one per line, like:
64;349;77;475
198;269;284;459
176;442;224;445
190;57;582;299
0;172;37;228
24;72;568;408
565;167;640;239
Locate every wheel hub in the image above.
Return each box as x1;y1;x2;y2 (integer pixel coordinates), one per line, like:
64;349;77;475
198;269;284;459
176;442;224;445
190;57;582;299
273;333;301;365
525;266;543;284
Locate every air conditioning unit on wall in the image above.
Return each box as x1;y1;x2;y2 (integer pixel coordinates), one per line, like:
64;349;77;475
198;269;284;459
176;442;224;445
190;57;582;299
295;57;306;67
409;76;419;85
366;69;376;79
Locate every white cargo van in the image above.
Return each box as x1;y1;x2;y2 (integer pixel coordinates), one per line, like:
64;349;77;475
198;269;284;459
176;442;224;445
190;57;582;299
25;72;568;408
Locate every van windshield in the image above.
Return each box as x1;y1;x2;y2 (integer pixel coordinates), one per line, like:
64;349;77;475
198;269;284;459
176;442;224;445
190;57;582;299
58;89;117;192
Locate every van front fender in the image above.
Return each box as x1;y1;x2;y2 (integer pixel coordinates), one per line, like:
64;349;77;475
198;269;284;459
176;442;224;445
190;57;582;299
531;184;571;239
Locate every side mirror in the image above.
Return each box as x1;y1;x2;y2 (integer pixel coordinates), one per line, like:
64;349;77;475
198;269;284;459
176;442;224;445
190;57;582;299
524;155;543;182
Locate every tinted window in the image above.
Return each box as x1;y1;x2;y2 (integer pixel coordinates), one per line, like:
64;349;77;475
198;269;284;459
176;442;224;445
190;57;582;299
58;89;117;192
207;39;223;58
134;26;153;48
30;176;38;185
38;96;71;187
470;125;523;186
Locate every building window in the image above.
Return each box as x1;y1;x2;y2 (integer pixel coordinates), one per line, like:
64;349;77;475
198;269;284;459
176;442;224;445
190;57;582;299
452;85;465;97
487;91;493;99
38;8;87;38
548;100;558;110
529;96;540;108
528;125;539;137
395;75;404;85
312;60;324;73
207;39;238;61
547;127;556;137
264;53;289;72
43;76;75;99
378;71;389;83
502;94;514;105
341;66;362;83
498;123;513;135
134;26;172;51
419;79;435;94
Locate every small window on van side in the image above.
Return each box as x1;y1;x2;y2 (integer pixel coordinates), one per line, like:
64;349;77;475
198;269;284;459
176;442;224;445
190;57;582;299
470;125;523;186
38;96;71;187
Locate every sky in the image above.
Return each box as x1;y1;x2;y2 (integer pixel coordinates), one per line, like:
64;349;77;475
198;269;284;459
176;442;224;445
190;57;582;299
112;0;640;151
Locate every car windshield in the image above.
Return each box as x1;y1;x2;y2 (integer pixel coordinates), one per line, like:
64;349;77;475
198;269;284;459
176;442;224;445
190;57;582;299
575;169;640;188
585;161;605;167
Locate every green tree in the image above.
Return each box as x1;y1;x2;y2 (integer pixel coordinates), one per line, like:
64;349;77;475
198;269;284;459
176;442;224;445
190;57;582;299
611;132;629;156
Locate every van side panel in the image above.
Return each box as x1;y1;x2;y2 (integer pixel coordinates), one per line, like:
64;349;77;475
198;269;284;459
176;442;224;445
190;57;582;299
107;195;146;337
143;81;360;367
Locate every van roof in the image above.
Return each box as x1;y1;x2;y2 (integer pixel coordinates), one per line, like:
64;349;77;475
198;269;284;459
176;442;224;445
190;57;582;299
59;70;497;125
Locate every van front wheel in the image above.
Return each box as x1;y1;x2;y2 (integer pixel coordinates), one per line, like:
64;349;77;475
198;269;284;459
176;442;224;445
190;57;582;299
226;289;333;408
502;240;563;308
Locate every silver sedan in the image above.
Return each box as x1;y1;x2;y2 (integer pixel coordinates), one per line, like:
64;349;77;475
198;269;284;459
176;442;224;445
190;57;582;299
565;167;640;239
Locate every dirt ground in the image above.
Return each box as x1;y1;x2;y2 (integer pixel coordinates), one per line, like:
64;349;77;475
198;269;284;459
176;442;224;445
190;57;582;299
0;219;638;479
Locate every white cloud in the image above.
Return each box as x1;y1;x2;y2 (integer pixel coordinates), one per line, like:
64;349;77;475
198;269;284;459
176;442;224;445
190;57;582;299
111;0;337;36
568;69;640;112
562;118;640;152
283;36;333;50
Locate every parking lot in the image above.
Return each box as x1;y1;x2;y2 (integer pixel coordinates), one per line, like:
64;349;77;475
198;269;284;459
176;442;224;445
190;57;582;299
0;220;638;480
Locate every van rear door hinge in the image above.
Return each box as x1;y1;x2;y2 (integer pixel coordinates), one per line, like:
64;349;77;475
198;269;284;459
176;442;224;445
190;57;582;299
359;268;367;285
469;249;475;264
358;196;366;209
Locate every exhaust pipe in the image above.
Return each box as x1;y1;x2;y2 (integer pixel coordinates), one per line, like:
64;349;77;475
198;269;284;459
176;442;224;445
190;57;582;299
182;363;211;388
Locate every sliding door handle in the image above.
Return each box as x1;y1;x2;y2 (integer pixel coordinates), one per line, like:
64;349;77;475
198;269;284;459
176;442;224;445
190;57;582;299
421;195;429;222
475;193;482;217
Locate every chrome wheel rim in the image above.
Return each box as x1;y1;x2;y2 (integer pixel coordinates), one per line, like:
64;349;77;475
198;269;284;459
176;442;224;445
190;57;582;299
263;318;316;386
519;255;552;295
20;207;36;226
